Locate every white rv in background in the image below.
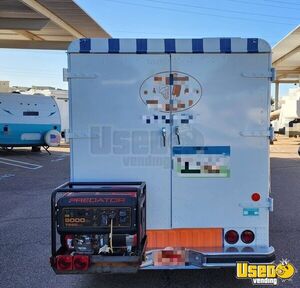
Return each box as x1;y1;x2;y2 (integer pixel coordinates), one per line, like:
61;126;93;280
54;96;68;138
0;93;61;149
23;88;69;140
272;88;300;137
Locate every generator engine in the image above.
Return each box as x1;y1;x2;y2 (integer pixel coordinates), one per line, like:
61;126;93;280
53;183;146;258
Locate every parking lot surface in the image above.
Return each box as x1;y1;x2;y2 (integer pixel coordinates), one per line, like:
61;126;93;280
0;137;299;288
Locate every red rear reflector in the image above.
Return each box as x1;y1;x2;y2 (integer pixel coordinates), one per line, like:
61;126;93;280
251;193;261;202
56;255;73;271
241;230;255;244
73;255;90;271
225;230;239;244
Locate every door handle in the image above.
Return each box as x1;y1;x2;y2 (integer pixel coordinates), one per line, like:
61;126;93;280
161;127;166;147
175;126;180;145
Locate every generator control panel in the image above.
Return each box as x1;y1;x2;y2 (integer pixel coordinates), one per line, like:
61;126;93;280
56;189;142;234
61;207;132;228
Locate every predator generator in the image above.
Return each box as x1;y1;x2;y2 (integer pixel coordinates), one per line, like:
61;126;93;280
50;182;146;273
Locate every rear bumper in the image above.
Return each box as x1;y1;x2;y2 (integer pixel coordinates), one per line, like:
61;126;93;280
141;246;275;269
51;246;275;273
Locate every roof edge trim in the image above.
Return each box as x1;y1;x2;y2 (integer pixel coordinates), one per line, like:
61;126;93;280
68;38;271;54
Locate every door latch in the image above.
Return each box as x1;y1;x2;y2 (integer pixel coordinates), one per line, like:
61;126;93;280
161;127;166;147
175;126;181;145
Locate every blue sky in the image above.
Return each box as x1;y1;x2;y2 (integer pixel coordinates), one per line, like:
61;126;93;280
0;0;299;97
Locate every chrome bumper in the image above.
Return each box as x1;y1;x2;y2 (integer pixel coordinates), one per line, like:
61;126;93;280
141;246;275;269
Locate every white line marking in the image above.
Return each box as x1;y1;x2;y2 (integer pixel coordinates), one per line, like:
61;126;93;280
0;157;39;166
0;173;15;180
51;158;65;162
0;157;42;170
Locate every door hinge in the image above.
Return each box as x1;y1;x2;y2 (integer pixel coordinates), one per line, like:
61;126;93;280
239;197;273;211
269;125;275;141
66;131;90;139
268;197;274;212
63;68;98;81
239;130;271;137
241;68;275;81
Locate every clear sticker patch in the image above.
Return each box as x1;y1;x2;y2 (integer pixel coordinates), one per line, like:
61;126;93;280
173;146;230;178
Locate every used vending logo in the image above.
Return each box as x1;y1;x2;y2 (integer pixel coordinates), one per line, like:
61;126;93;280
236;260;296;285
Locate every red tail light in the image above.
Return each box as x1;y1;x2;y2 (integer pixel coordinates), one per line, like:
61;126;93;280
73;255;90;271
56;255;73;271
225;230;239;244
241;230;255;244
251;193;261;202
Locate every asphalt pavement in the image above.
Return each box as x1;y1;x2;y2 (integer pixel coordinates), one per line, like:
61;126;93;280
0;137;299;288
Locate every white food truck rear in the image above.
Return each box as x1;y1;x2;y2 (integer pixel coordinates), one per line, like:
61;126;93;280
50;38;275;273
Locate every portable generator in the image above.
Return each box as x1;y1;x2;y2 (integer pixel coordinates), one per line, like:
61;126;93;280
50;182;146;273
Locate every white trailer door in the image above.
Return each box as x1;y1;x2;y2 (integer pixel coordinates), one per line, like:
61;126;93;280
170;54;270;233
69;54;172;229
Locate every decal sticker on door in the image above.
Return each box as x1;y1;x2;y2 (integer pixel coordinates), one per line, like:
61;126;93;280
140;71;202;113
172;146;230;177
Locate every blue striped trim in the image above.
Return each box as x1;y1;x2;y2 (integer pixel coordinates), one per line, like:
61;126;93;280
173;146;230;156
136;39;147;54
79;38;91;53
192;39;204;53
164;39;176;53
220;38;231;53
247;38;258;53
72;38;269;54
108;39;120;53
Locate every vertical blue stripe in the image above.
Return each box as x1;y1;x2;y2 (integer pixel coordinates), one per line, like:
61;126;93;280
136;39;147;53
79;38;91;53
108;39;120;53
247;38;258;53
220;38;231;53
164;39;176;53
192;39;203;53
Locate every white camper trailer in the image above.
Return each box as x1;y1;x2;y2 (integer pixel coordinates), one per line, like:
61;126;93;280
23;88;69;139
0;93;61;149
53;96;69;141
272;88;300;137
51;38;275;273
